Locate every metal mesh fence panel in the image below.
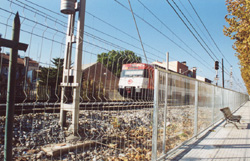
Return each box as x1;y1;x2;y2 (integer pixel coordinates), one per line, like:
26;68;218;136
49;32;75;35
152;68;248;160
0;1;249;161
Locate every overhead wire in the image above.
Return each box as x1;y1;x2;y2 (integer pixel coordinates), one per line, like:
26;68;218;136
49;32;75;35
3;0;245;91
85;11;164;58
127;0;148;63
11;0;166;62
0;7;158;62
137;0;212;69
167;0;219;62
170;0;233;79
166;0;236;84
114;0;214;74
177;0;214;50
186;0;233;79
187;0;232;66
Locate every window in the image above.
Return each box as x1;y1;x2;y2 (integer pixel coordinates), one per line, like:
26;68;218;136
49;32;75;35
121;69;144;77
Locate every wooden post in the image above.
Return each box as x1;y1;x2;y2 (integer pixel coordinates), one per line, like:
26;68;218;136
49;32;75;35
1;12;28;161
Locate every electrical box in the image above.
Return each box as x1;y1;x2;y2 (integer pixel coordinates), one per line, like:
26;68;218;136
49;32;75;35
60;0;75;14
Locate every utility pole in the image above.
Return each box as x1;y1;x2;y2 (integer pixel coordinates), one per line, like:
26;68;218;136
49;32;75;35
0;12;28;161
222;59;224;88
59;0;86;135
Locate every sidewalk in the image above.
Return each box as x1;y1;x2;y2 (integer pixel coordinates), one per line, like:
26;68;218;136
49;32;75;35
166;101;250;161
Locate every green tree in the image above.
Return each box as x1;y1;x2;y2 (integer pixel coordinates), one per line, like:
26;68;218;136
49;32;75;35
38;58;64;88
224;0;250;94
97;50;142;77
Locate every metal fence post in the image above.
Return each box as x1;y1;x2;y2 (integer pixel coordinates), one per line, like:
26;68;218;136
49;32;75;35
221;90;224;107
4;13;20;161
212;86;215;125
194;81;198;136
152;68;159;161
162;52;169;154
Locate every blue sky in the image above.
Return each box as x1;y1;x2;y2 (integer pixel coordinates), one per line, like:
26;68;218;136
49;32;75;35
0;0;247;93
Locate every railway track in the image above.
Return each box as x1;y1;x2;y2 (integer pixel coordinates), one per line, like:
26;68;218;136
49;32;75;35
0;101;154;115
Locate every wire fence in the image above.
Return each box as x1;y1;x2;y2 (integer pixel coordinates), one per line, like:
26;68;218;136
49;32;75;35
152;68;248;160
0;0;249;161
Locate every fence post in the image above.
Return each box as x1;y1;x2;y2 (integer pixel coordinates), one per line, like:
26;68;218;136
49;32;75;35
212;86;215;125
4;13;20;161
194;81;198;136
162;52;169;154
152;68;159;161
221;89;224;108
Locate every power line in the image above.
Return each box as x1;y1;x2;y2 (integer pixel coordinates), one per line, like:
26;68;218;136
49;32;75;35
127;0;148;63
85;24;163;60
166;0;237;82
9;0;201;66
165;0;236;81
4;1;237;84
187;0;232;66
168;0;219;61
172;0;232;77
0;6;159;61
2;1;163;62
85;11;164;58
21;0;67;19
114;0;214;74
177;0;215;50
137;0;211;66
136;0;215;73
0;15;155;63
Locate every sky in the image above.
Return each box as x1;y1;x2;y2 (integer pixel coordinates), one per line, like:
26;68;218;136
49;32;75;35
0;0;247;93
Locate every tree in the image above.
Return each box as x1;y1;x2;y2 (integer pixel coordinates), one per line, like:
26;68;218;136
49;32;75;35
223;0;250;94
38;58;64;88
97;50;142;77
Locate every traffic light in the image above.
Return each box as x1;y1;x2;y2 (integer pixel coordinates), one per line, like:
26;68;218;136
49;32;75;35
215;61;219;70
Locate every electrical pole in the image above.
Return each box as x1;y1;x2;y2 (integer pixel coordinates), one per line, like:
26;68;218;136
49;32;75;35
59;0;86;135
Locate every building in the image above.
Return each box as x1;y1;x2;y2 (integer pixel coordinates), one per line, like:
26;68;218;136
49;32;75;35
151;61;197;78
81;62;119;100
196;75;212;84
0;53;39;102
0;53;39;84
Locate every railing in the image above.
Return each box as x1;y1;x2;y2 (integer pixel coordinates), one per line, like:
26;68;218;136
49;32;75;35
151;68;249;160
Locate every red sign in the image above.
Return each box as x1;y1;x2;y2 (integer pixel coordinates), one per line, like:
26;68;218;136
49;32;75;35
128;79;133;84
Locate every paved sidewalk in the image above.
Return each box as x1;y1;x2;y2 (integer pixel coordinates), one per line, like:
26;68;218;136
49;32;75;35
166;101;250;161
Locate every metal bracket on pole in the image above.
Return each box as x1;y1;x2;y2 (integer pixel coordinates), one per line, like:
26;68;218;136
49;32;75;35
151;68;159;161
